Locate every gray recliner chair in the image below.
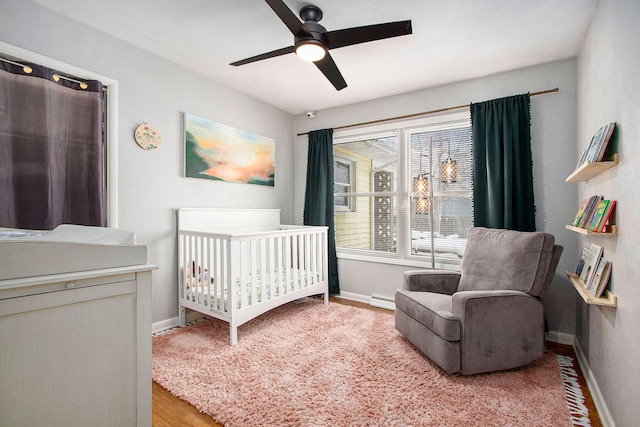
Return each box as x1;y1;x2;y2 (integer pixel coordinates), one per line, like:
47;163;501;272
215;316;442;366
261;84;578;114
395;227;563;375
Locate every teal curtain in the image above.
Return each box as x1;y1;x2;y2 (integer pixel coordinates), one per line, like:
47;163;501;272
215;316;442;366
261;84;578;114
470;94;536;231
304;129;340;294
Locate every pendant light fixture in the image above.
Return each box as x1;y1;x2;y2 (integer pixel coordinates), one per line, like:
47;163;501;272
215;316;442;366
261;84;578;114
412;148;430;214
440;138;457;183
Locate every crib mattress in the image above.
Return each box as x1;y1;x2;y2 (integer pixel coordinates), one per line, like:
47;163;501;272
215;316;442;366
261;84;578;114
184;268;318;312
0;224;147;281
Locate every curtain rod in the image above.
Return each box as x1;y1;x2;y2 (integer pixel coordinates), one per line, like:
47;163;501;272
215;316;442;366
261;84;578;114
0;56;92;89
296;87;559;136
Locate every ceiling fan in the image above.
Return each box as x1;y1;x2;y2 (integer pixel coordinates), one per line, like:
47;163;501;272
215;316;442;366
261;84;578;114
230;0;412;91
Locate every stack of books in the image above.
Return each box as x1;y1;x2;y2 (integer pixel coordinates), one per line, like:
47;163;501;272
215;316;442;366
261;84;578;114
576;243;612;297
571;196;616;232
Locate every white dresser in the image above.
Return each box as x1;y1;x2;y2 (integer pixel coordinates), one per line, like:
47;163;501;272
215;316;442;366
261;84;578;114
0;226;156;427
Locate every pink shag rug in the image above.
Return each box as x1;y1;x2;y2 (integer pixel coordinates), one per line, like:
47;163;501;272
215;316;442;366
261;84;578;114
153;300;572;427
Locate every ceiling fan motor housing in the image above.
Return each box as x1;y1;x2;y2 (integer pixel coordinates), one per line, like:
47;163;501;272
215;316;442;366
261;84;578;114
295;21;328;49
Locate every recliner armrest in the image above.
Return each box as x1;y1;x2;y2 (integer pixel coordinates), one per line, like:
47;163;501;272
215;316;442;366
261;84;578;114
403;270;461;294
452;290;540;318
451;290;545;375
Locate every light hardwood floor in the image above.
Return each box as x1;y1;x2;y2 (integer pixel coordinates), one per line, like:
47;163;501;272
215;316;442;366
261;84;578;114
152;297;601;427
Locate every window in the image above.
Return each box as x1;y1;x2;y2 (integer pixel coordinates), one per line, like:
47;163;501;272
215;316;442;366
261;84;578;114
0;53;107;229
333;112;472;269
333;155;356;211
333;135;398;253
408;121;472;268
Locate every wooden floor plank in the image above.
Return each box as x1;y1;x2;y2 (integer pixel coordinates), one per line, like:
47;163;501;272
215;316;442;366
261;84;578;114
153;381;221;427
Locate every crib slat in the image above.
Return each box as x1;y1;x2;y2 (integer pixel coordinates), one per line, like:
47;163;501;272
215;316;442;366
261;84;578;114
310;232;317;285
277;236;284;296
212;238;224;311
230;239;241;313
187;235;194;303
198;236;204;305
249;241;257;306
239;241;248;308
260;238;267;303
285;235;292;294
268;237;275;299
212;237;218;310
292;235;298;291
305;233;311;287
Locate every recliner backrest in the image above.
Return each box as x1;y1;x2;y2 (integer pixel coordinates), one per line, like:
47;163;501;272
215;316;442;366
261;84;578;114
457;227;556;296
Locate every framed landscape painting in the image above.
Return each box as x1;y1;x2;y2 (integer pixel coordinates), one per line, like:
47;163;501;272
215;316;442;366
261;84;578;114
184;113;275;186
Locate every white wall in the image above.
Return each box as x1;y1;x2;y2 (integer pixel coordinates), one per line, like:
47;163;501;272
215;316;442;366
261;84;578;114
294;59;580;335
576;1;640;425
1;0;296;323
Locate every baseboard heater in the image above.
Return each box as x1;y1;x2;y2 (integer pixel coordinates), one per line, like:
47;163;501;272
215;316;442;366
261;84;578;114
369;294;396;311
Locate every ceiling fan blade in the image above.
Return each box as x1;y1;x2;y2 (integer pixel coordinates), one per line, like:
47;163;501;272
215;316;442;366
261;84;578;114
314;53;347;91
326;20;412;50
230;46;295;66
264;0;310;37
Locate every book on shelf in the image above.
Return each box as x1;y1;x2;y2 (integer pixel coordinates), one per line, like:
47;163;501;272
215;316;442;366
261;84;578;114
594;122;616;162
588;200;610;231
593;260;612;298
578;195;602;228
597;200;616;232
576;246;589;275
582;126;606;165
576;147;589;170
579;243;603;286
587;256;607;293
581;123;616;165
572;198;591;227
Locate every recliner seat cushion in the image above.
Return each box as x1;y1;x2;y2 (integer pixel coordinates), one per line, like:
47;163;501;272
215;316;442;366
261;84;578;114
395;289;460;341
458;227;555;296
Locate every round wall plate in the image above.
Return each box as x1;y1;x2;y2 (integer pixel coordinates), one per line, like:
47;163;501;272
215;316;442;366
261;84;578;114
134;123;161;150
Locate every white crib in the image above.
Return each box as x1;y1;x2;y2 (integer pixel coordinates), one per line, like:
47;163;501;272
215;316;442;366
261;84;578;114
177;208;329;345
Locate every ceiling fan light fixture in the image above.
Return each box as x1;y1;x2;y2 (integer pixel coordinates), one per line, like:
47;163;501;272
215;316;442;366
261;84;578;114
295;40;326;62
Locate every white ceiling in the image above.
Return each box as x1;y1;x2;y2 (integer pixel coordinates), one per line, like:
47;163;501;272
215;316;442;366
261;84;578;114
33;0;596;115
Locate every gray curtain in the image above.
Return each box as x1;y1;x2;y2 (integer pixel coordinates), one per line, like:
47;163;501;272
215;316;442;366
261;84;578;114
470;93;536;231
0;58;105;229
303;129;339;294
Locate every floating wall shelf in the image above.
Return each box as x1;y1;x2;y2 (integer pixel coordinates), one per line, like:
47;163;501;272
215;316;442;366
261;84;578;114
565;272;617;307
565;224;618;236
566;153;619;182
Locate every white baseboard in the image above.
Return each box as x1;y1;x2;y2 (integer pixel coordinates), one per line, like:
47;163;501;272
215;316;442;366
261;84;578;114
336;291;370;304
338;291;396;310
369;294;396;310
152;317;178;334
546;330;575;345
152;311;208;334
573;339;615;427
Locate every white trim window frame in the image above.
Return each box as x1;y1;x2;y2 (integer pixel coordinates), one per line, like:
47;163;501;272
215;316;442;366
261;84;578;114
332;110;471;271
